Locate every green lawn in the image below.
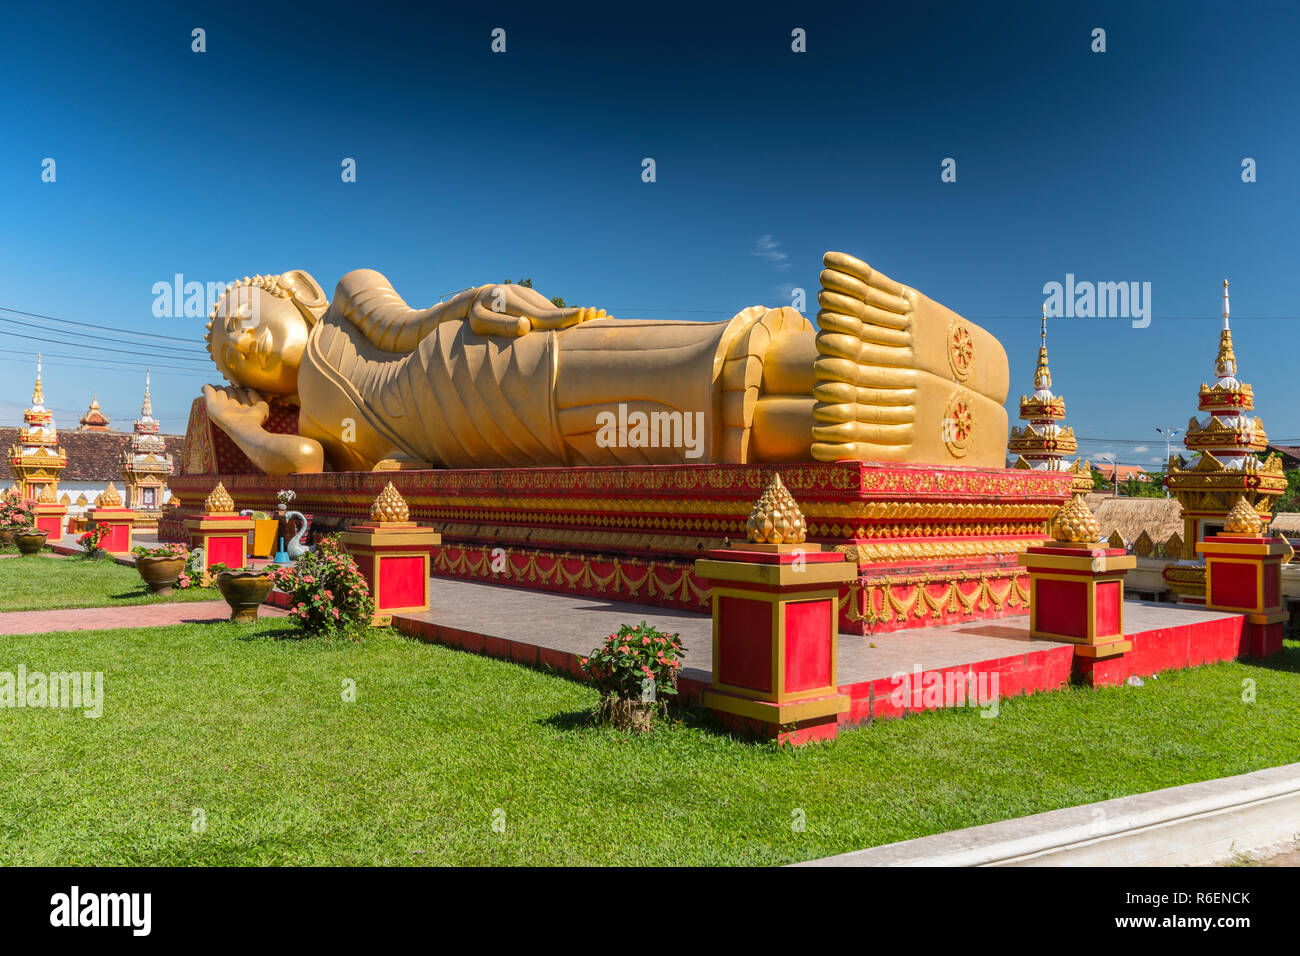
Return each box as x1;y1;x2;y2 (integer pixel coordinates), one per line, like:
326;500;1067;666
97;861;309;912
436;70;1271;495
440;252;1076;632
0;554;219;611
1;615;1298;865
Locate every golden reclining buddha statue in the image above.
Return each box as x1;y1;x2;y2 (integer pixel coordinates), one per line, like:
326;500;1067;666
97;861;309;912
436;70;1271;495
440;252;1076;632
201;252;1010;474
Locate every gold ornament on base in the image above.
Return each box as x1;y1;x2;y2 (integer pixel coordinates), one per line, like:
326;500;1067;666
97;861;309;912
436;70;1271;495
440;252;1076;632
1223;496;1262;535
37;485;56;504
1052;496;1101;543
204;482;235;514
98;482;123;508
369;482;411;524
746;474;807;545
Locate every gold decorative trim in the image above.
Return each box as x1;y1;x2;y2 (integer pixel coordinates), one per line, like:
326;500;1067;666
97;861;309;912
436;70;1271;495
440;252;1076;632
834;538;1043;563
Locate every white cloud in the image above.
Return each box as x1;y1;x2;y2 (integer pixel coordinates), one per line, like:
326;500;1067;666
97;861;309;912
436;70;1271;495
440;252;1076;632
1133;445;1149;453
750;235;791;270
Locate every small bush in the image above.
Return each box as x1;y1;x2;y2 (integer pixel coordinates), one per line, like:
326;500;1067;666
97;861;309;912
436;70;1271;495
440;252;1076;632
579;621;684;707
269;535;373;638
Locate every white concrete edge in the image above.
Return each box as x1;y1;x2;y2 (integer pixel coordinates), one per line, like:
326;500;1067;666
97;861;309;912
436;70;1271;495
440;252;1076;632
795;761;1300;867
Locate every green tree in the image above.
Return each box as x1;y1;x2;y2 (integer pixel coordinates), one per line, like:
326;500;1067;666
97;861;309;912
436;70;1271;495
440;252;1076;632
1274;468;1300;512
504;277;565;308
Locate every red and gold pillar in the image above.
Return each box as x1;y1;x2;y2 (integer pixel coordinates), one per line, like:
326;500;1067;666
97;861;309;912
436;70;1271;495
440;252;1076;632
1196;498;1288;658
183;482;253;584
86;483;137;555
33;485;66;540
340;483;441;626
693;475;855;745
1018;497;1136;684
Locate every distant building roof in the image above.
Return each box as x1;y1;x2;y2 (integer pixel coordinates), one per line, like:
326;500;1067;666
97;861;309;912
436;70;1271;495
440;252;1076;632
1267;443;1300;465
1;426;183;481
1095;464;1152;481
77;395;112;431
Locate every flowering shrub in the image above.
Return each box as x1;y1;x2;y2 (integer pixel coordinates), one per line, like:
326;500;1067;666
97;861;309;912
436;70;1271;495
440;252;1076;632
133;542;188;559
0;492;36;533
178;548;210;589
77;525;109;557
268;535;373;638
579;621;685;705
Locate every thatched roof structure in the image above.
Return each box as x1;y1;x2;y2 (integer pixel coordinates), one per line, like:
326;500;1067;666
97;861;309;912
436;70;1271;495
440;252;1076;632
1269;512;1300;533
1083;494;1182;545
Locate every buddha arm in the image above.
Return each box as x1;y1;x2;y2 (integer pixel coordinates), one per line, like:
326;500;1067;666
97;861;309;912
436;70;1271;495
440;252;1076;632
328;270;602;353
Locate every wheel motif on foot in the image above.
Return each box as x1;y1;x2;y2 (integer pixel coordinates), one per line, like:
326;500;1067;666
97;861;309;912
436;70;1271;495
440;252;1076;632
948;319;974;383
942;391;974;458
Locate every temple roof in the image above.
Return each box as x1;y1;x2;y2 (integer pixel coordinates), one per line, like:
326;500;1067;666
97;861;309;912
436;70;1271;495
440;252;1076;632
78;394;112;431
0;427;182;481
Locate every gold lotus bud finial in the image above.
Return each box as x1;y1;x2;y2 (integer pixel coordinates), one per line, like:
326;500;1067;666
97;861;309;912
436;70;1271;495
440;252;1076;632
37;484;56;504
1223;496;1262;535
1052;495;1101;543
204;482;235;514
369;481;410;524
746;473;807;545
99;482;123;508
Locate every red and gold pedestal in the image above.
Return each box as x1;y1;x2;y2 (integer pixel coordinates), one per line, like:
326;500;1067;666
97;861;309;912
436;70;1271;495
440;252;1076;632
694;545;855;746
1018;539;1136;686
340;483;442;626
184;514;253;583
87;506;138;555
183;483;252;584
1197;532;1288;659
340;523;441;626
33;502;67;541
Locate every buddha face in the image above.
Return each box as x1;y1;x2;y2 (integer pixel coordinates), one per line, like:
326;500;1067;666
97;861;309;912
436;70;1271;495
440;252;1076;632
206;272;326;395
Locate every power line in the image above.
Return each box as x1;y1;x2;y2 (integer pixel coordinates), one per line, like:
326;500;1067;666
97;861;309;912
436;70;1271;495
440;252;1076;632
0;328;211;367
0;316;207;360
0;349;208;376
0;305;204;344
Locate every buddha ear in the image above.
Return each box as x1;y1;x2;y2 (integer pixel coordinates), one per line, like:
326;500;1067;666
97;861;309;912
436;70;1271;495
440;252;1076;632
280;270;328;325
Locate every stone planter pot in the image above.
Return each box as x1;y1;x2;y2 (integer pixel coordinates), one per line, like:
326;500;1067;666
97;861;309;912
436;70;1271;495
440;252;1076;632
0;529;13;549
136;554;186;596
14;530;48;556
215;569;276;623
595;695;657;733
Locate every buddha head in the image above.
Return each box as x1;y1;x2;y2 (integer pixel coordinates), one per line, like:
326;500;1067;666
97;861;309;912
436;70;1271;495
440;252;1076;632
205;271;328;395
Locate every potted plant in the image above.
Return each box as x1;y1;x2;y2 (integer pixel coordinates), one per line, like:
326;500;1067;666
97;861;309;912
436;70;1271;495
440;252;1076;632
13;511;48;556
213;562;277;623
275;489;296;516
579;621;685;732
1;491;37;549
132;543;189;596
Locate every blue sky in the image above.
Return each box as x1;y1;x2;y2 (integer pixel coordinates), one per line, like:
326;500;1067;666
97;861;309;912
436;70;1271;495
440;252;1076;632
3;0;1299;468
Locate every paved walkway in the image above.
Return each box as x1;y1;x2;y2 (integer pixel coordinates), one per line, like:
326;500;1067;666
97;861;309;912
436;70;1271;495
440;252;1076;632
404;577;1244;687
0;600;285;635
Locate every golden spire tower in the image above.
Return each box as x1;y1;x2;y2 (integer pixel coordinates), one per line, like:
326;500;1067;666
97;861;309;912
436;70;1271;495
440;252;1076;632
120;369;174;523
1163;280;1286;603
1008;306;1088;488
7;353;67;500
